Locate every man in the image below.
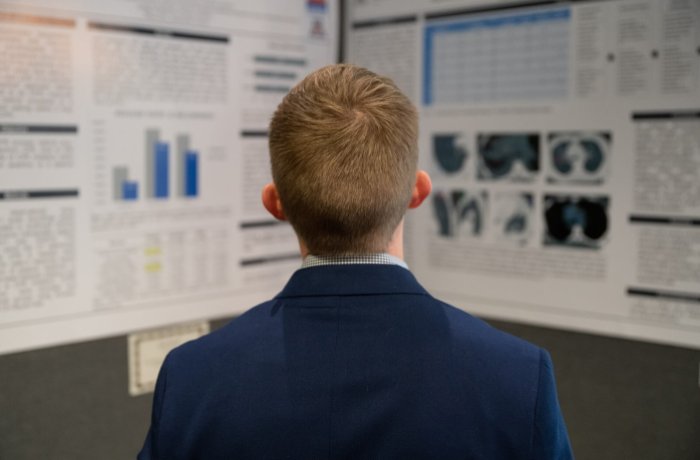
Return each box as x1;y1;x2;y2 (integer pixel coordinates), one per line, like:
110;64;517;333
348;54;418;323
139;64;573;459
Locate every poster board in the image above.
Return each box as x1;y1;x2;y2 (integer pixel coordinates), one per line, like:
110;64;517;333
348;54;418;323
0;0;337;354
345;0;700;348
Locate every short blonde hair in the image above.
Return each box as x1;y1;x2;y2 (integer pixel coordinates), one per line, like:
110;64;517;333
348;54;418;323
269;64;418;255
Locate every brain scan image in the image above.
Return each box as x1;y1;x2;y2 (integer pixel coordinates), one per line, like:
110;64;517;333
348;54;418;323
477;134;539;182
543;195;609;249
432;133;469;176
491;192;534;245
432;189;487;239
547;132;610;184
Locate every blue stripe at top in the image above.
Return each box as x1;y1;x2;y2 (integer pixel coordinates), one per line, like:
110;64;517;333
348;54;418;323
422;7;570;106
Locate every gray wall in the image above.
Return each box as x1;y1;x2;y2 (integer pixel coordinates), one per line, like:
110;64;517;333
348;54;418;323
1;317;698;460
490;319;700;460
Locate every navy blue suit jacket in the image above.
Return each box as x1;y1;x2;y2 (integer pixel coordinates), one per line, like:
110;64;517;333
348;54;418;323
139;264;573;459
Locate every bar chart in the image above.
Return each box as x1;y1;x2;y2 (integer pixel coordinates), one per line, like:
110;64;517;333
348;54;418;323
113;129;200;202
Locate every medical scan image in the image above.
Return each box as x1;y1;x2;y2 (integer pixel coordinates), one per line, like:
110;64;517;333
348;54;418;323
543;195;609;249
432;189;487;238
477;133;539;181
491;192;534;245
432;133;469;176
547;132;610;184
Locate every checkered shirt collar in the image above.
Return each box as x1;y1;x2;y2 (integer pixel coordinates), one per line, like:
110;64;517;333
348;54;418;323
301;253;409;270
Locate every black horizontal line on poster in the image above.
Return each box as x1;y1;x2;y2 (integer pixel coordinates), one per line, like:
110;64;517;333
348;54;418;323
425;0;559;20
0;125;78;134
352;15;417;30
627;288;700;304
240;253;301;267
240;130;269;138
629;215;700;226
87;22;229;43
0;189;79;200
253;56;307;66
632;111;700;120
254;71;297;79
255;85;291;93
239;220;287;229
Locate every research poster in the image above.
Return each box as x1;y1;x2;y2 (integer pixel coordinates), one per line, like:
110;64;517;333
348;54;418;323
346;0;700;348
0;0;337;354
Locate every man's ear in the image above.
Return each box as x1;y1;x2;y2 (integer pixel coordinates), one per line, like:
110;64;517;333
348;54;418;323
262;183;286;221
408;170;432;209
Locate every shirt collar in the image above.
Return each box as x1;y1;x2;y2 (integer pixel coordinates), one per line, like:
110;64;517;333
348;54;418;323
301;253;409;270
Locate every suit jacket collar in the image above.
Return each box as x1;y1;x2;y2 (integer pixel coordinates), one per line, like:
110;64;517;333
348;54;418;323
275;264;430;298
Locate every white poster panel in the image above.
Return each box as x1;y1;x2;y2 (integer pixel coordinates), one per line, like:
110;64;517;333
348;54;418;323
346;0;700;348
0;0;338;354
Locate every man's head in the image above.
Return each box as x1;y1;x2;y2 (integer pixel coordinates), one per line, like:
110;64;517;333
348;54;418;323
266;64;428;255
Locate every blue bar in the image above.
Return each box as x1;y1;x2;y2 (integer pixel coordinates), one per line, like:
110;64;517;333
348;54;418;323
122;181;138;200
426;8;570;35
185;150;198;198
423;27;433;106
155;142;169;198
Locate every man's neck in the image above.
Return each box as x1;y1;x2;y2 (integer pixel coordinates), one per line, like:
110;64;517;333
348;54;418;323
384;220;404;260
298;219;405;261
